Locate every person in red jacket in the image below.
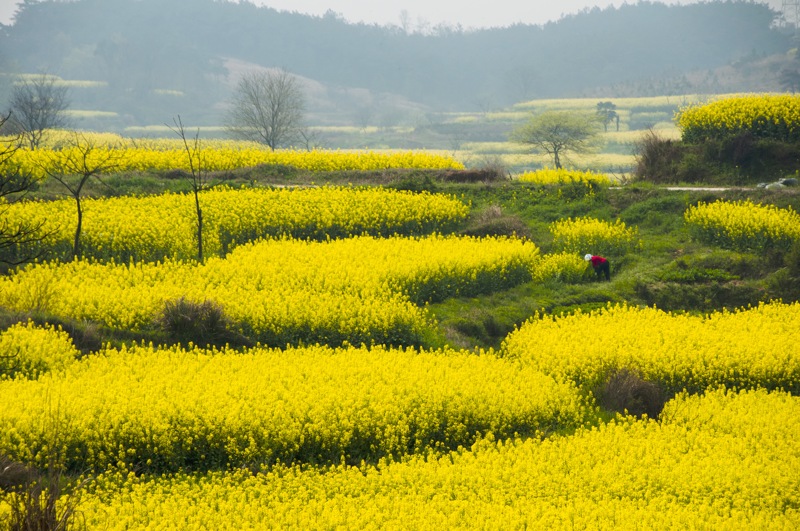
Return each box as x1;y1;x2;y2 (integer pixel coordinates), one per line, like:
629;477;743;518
585;253;610;281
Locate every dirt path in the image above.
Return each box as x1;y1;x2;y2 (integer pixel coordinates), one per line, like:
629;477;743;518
664;187;750;191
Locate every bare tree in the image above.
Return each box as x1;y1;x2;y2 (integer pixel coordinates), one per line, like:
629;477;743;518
6;73;71;150
398;9;412;34
448;131;466;155
0;112;49;268
224;69;306;151
353;104;374;132
168;116;208;263
779;68;800;93
37;132;120;259
505;66;538;103
297;128;324;151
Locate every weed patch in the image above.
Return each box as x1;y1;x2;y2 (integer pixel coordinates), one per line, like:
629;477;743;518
595;368;666;420
156;297;251;349
460;205;532;239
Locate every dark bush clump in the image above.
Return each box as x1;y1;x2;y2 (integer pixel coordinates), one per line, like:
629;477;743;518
0;453;84;531
157;297;250;349
633;128;683;184
0;454;35;492
596;368;666;420
460;205;532;239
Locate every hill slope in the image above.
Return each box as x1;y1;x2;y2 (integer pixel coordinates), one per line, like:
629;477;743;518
0;0;789;127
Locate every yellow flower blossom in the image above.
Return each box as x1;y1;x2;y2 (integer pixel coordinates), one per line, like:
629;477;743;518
677;94;800;142
549;216;640;256
63;389;800;530
503;302;800;394
684;199;800;252
518;167;611;186
3;186;469;262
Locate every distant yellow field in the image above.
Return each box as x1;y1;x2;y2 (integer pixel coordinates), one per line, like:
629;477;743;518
512;93;744;112
0;92;732;175
122;125;229;135
66;110;119;118
8;73;108;88
602;127;680;144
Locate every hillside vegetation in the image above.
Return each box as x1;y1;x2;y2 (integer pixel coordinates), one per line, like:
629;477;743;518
0;0;789;129
1;94;799;529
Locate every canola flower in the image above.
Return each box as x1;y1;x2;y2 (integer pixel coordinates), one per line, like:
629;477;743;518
517;167;611;186
4;186;469;262
502;302;800;394
7;144;464;180
677;93;800;142
0;129;125;148
0;322;79;380
0;342;590;473
0;235;540;347
684;199;800;252
549;216;640;256
66;388;799;529
530;252;587;283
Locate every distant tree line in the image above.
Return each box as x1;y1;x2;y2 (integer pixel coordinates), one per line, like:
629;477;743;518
0;0;790;124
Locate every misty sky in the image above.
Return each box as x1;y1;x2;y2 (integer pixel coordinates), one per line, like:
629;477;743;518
0;0;788;28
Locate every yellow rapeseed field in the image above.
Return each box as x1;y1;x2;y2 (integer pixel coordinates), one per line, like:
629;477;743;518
0;235;540;346
502;302;800;394
7;143;465;179
4;186;469;261
517;168;611;186
2;119;798;529
684;199;800;252
0;340;590;472
63;388;799;529
530;252;587;283
0;322;79;380
677;93;800;142
549;216;641;256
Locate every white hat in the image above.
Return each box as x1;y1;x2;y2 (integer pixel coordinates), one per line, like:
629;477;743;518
584;254;592;261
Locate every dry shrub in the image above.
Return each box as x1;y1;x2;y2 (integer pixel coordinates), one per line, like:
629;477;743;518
440;167;508;183
461;205;532;239
596;368;666;419
1;454;84;531
0;455;35;492
156;297;250;349
633;128;683;184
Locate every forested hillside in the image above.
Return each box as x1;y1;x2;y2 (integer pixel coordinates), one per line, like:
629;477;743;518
0;0;790;127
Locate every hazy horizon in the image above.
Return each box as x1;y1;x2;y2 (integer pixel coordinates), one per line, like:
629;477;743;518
0;0;788;28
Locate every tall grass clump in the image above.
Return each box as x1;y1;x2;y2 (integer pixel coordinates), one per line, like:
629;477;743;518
633;128;683;183
0;411;86;531
460;205;532;240
156;297;249;349
595;368;666;420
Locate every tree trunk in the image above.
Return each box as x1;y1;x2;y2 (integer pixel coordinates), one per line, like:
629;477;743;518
194;189;203;263
73;197;82;259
